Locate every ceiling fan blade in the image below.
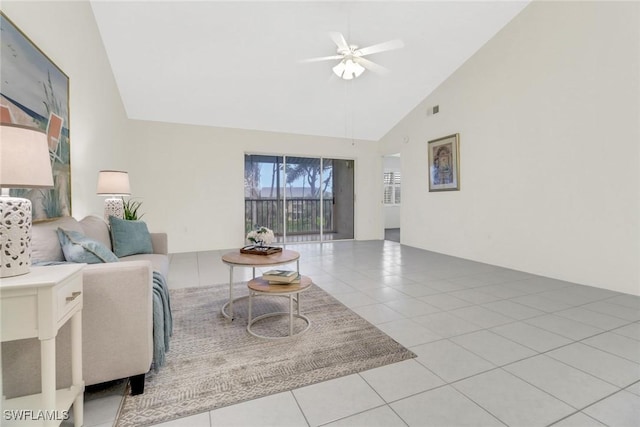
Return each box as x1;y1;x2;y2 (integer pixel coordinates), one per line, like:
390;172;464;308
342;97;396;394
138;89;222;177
299;55;344;64
356;39;404;57
353;56;390;75
329;32;349;51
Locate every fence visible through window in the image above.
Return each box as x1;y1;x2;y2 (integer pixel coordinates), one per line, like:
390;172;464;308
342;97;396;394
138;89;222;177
244;198;334;236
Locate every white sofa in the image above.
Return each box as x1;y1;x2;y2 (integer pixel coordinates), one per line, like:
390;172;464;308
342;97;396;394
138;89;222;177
1;215;168;397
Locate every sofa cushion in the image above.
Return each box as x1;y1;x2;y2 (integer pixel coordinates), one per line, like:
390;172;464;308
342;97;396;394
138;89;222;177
57;228;119;264
109;216;153;257
79;215;112;250
32;216;84;262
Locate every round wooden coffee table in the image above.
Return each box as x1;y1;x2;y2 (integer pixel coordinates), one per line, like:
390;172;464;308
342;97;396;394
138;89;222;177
246;275;312;339
220;249;300;320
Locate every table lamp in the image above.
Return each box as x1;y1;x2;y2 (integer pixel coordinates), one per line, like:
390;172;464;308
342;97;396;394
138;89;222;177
0;124;54;278
96;170;130;221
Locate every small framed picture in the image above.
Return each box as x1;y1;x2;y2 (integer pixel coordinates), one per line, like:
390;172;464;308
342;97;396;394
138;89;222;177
428;133;460;192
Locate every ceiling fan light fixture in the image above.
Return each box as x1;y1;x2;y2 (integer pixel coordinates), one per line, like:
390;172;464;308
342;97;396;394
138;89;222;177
303;32;403;79
333;58;365;80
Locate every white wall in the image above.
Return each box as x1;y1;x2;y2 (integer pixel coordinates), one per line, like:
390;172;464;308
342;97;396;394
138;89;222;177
2;1;131;219
383;155;401;229
380;1;640;295
384;207;400;230
128;120;382;253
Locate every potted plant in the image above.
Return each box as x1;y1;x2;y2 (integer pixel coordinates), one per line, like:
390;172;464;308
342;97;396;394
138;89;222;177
122;197;144;221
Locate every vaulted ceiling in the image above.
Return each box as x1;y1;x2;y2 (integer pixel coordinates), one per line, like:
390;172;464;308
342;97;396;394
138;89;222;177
91;1;529;141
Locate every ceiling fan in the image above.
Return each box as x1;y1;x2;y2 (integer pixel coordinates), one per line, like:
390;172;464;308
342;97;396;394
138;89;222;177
301;32;404;80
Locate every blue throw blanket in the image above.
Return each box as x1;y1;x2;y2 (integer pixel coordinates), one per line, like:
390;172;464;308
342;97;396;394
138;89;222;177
152;271;173;370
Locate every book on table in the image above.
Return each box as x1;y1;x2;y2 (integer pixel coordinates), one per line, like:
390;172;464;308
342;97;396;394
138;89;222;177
262;269;299;284
268;273;301;285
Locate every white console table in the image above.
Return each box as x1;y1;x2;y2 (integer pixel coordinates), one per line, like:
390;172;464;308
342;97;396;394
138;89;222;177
1;264;85;427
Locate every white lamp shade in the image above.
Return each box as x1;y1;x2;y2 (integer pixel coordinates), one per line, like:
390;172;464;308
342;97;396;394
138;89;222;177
333;58;365;80
0;124;53;278
0;124;54;188
97;170;130;195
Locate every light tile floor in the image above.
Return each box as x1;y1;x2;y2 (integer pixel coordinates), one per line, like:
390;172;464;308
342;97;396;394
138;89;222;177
76;241;640;426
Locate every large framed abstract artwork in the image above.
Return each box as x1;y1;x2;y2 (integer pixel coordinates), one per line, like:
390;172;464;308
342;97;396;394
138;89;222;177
428;133;460;192
0;12;71;219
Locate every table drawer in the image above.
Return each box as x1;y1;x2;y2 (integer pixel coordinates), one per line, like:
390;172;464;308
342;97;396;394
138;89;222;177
0;289;38;341
56;272;83;322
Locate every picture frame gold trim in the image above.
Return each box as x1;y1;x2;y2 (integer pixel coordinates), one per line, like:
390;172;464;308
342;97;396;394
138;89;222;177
428;133;460;192
0;11;71;220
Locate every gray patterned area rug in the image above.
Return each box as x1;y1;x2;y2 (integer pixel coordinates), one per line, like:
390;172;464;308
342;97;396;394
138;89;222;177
115;283;416;427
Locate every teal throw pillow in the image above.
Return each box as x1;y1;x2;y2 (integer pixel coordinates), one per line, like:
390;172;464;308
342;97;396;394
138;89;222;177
57;228;119;264
109;216;153;257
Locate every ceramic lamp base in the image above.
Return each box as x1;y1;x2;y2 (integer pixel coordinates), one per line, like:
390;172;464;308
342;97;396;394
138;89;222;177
0;196;32;278
104;197;124;222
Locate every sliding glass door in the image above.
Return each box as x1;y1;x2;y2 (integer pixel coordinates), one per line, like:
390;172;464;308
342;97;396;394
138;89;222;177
244;154;354;243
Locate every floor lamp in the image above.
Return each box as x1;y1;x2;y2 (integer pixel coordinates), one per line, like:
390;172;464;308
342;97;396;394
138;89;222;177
97;170;130;222
0;124;54;278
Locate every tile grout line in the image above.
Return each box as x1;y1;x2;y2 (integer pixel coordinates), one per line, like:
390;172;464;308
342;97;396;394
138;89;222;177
288;391;312;427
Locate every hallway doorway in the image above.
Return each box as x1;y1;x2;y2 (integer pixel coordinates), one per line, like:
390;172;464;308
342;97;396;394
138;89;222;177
384;228;400;243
